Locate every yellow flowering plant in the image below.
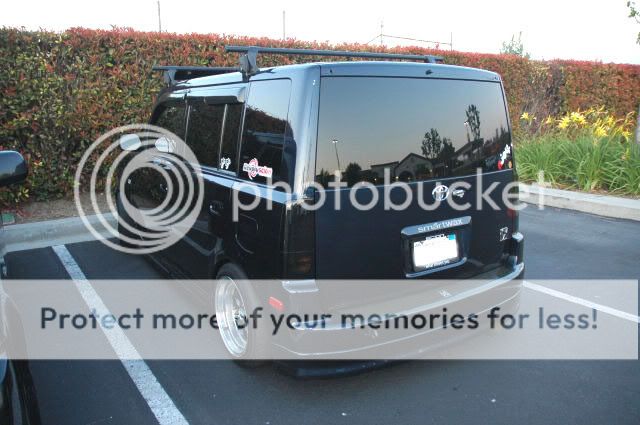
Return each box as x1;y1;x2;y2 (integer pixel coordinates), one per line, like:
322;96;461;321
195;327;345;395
516;107;640;196
518;107;636;143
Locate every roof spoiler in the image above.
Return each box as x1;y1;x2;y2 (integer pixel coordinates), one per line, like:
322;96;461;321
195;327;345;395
152;65;240;86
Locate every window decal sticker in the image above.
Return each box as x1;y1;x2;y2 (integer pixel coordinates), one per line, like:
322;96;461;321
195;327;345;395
497;144;512;170
242;158;273;180
220;157;231;170
499;226;510;241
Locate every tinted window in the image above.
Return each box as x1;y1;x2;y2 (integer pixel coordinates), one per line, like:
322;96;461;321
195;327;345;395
155;103;186;140
316;77;512;187
240;79;291;184
186;102;224;167
219;103;243;173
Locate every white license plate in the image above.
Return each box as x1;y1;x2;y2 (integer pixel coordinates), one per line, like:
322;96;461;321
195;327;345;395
413;233;459;269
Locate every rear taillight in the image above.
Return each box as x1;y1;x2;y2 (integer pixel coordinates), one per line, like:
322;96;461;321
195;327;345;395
508;232;524;265
282;201;315;279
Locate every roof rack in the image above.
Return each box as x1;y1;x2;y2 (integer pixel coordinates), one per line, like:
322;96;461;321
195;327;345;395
152;65;239;86
153;46;445;86
225;45;444;76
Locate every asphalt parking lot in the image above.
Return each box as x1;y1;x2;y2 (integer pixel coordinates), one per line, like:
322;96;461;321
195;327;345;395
6;205;640;425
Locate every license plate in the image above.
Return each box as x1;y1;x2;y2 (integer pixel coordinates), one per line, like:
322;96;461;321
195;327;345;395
413;233;459;269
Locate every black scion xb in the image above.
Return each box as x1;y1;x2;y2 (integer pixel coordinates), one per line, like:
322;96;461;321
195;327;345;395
118;46;525;364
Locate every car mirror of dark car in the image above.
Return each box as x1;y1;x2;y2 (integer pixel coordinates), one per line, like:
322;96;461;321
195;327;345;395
119;134;142;151
0;151;28;188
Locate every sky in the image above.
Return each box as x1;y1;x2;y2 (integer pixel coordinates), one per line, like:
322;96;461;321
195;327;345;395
2;0;639;64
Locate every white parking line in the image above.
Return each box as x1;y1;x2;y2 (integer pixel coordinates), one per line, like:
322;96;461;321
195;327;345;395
523;280;640;324
52;245;189;425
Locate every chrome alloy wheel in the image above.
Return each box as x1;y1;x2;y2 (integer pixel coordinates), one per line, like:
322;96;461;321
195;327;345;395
215;276;249;357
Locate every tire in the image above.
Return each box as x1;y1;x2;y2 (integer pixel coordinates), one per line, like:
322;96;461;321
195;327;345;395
215;263;267;367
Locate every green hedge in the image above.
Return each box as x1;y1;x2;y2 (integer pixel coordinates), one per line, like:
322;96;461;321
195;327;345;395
1;27;639;202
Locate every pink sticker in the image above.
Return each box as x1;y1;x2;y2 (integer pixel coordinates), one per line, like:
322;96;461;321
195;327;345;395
242;158;273;180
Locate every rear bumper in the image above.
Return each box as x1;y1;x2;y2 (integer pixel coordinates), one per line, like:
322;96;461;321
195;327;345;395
273;262;525;358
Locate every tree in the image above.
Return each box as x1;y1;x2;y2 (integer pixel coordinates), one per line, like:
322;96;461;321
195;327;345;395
440;140;455;161
343;162;362;187
316;168;332;187
421;128;443;160
421;128;454;161
500;32;530;58
465;104;482;144
628;1;640;44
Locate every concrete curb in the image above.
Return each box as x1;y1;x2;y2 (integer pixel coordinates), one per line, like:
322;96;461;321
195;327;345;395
3;213;117;253
519;183;640;221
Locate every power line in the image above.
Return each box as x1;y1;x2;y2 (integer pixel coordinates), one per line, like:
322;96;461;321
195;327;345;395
364;31;453;51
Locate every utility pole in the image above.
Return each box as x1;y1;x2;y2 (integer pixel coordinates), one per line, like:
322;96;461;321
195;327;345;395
332;139;342;174
282;10;286;39
380;20;384;46
157;0;162;32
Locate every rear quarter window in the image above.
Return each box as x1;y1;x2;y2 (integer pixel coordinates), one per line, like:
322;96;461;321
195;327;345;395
186;102;225;168
239;79;291;184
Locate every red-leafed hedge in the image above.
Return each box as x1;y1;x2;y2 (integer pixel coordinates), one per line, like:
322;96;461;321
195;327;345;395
1;27;639;202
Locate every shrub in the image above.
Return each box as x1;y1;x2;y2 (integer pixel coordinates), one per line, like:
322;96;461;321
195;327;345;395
515;109;640;195
1;27;639;203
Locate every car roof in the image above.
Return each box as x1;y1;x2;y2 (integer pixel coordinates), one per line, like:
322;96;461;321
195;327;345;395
176;61;501;90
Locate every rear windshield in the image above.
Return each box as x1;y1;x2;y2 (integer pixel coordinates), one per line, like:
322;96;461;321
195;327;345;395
316;77;512;187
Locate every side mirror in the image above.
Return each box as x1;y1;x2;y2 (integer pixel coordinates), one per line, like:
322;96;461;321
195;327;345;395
155;137;176;154
119;134;142;151
0;151;28;188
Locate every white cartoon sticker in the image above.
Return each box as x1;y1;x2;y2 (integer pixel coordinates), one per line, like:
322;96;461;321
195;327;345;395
498;144;512;170
220;157;231;170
